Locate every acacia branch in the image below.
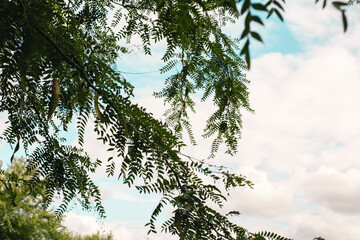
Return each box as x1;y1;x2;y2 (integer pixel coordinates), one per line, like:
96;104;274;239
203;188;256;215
33;25;128;126
163;155;184;193
178;152;229;170
31;102;51;141
33;24;189;195
32;26;98;92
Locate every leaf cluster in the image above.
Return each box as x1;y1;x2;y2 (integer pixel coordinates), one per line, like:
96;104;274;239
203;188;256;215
0;158;115;239
0;158;66;239
1;0;348;239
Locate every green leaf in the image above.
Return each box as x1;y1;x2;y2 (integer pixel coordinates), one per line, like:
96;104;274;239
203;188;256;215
245;11;252;27
332;1;348;9
251;15;264;25
240;39;250;56
246;50;251;68
342;10;348;32
241;0;251;15
267;8;275;18
265;0;272;8
273;1;285;11
251;3;268;11
274;8;284;21
250;31;263;42
240;39;250;67
241;26;250;39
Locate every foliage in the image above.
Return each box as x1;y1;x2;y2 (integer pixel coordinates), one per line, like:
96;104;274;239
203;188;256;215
66;231;114;240
0;157;113;239
0;157;68;239
348;0;360;5
0;0;352;239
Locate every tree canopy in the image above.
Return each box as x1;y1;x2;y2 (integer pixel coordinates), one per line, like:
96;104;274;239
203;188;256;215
0;158;67;239
0;158;114;239
0;0;355;239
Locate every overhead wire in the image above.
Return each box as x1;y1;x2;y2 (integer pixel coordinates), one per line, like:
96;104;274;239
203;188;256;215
119;70;160;74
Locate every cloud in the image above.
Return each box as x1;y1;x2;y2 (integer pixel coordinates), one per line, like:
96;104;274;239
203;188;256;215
130;14;360;238
284;1;360;47
295;167;360;214
238;43;360;172
62;212;142;240
63;212;177;240
285;1;340;42
225;166;294;217
288;207;360;240
216;12;360;238
221;166;360;240
63;212;103;236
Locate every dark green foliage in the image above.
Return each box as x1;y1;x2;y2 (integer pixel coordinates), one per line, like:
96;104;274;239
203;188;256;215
0;0;351;239
238;0;285;67
67;232;114;240
348;0;360;5
0;158;114;239
251;231;292;240
0;158;68;239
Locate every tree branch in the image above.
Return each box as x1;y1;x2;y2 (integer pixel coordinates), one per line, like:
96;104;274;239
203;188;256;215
32;24;189;197
163;156;184;193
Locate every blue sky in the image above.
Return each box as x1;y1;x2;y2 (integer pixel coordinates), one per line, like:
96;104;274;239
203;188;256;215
1;2;360;240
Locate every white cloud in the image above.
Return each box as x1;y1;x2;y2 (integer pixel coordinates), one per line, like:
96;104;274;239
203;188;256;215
62;212;143;240
63;212;103;236
295;167;360;214
285;1;360;47
129;15;360;237
287;207;360;240
221;166;360;240
63;212;177;240
237;42;360;172
125;4;360;239
225;166;294;217
214;10;360;237
285;2;339;40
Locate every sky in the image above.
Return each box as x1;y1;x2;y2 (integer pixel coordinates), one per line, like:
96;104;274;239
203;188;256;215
1;1;360;240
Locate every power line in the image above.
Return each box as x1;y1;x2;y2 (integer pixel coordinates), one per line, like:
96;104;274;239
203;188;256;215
119;70;159;74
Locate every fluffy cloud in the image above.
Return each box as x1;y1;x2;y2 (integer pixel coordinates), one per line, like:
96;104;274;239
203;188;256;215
215;7;360;238
295;167;360;215
63;212;178;240
214;165;360;240
136;5;360;240
241;44;360;172
63;212;148;240
285;1;342;43
225;166;294;217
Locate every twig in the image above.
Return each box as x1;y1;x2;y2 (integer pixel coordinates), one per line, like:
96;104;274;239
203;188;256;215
163;156;184;192
32;24;194;198
32;24;132;131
